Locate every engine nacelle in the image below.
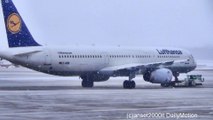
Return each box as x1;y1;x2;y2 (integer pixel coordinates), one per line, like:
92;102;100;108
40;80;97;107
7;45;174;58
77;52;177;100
144;68;173;84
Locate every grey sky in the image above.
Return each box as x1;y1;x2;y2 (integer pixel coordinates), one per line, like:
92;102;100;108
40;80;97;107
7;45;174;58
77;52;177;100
13;0;213;48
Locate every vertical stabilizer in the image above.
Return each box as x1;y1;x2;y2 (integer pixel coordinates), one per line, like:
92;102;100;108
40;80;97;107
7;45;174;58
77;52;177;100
1;0;41;47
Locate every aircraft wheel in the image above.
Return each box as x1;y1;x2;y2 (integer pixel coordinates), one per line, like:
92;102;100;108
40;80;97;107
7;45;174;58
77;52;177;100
82;80;94;88
123;80;136;89
130;81;136;88
123;80;129;88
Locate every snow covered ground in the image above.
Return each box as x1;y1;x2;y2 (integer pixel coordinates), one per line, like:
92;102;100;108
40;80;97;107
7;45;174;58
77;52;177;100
0;66;212;120
196;60;213;70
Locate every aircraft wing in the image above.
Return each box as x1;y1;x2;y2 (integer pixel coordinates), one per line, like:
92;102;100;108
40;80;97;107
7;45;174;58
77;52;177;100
100;59;189;72
100;63;145;72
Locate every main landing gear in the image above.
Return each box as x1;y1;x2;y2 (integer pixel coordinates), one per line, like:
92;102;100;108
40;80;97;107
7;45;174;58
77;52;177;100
123;73;136;89
81;73;137;89
81;75;94;88
174;72;180;82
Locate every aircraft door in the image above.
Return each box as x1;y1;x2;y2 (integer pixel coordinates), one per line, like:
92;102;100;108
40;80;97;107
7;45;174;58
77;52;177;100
102;52;109;67
43;50;52;71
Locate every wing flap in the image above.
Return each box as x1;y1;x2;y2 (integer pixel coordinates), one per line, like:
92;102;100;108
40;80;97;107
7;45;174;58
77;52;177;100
101;63;144;71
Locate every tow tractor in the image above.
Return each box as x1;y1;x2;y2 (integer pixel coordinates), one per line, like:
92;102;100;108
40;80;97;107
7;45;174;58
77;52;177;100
174;75;205;87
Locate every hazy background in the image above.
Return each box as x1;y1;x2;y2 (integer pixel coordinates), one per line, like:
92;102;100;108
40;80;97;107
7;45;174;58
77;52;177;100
6;0;213;60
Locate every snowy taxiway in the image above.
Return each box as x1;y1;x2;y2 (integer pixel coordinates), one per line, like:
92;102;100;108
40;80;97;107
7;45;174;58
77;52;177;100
0;67;213;120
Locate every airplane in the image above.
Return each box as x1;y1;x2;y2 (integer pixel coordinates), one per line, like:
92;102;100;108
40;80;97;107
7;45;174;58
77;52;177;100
0;0;197;89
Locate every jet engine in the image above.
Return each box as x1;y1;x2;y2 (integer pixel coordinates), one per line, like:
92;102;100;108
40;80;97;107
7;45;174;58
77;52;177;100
143;68;173;84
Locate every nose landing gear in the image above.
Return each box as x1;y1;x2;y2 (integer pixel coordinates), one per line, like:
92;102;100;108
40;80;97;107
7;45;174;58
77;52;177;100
161;72;180;87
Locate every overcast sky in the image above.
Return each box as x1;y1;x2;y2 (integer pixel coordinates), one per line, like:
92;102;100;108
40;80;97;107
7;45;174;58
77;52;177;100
10;0;213;48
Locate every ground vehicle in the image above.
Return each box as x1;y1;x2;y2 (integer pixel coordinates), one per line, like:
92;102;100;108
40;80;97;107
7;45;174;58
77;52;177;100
175;75;204;87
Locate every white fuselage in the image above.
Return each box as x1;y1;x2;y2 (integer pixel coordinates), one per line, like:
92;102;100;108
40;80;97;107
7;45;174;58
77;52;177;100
0;46;197;77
